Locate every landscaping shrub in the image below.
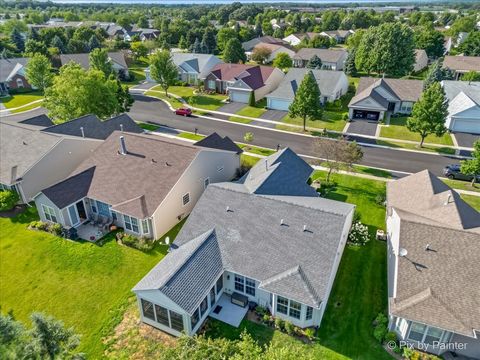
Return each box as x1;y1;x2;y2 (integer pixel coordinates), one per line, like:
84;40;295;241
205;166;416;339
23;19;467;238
274;317;284;331
372;313;389;343
28;221;63;236
117;232;155;251
375;193;386;205
343;113;349;121
48;223;63;236
385;331;397;343
304;327;316;341
348;221;370;246
403;347;440;360
262;314;271;324
28;221;48;231
255;306;267;316
284;321;294;335
0;190;19;211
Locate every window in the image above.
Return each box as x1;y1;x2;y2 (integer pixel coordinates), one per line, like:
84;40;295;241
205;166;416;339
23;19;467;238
16;78;24;88
210;286;216;306
96;200;110;216
131;217;139;233
42;205;57;223
276;296;288;315
170;310;184;332
191;308;199;329
424;327;443;345
111;211;117;221
91;202;97;213
182;193;190;206
142;219;149;235
200;296;208;317
155;304;169;326
235;275;245;292
306;306;313;320
204;178;210;189
124;215;139;233
289;300;302;319
408;323;426;342
208;80;215;89
216;276;223;294
245;278;255;296
141;299;155;321
68;205;79;225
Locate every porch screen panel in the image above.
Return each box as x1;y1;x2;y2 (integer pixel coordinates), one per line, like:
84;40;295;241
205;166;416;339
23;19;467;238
169;311;184;332
155;304;169;327
96;201;110;216
141;299;155;321
68;205;79;225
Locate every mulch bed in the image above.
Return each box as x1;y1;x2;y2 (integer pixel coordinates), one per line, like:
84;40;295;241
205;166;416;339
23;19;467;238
0;204;26;218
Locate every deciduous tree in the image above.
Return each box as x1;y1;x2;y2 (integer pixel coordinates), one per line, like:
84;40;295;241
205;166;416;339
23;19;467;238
216;27;238;52
289;70;322;131
89;48;113;77
414;26;445;58
461;140;480;186
149;50;178;96
251;46;271;64
25;54;53;91
462;71;480;82
459;31;480;57
272;52;292;69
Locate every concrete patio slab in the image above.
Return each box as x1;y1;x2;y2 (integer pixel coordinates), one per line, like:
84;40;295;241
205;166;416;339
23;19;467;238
209;293;248;328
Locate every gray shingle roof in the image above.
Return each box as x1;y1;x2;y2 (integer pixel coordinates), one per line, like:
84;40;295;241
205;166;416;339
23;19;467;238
292;48;348;63
194;132;242;154
443;55;480;72
442;80;480;106
0;57;29;82
267;68;347;100
134;183;355;311
19;114;54;128
42;113;143;140
242;36;287;52
172;53;222;78
59;52;127;70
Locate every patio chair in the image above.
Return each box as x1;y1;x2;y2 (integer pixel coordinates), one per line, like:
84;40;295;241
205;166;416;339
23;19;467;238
88;213;99;226
97;215;105;229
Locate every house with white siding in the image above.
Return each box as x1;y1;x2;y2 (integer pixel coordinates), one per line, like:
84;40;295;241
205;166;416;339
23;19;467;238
442;80;480;134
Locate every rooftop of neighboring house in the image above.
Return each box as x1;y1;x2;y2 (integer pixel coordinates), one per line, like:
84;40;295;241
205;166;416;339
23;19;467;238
41;113;143;140
171;53;223;77
193;132;242;154
320;30;353;38
414;49;427;61
133;181;355;314
59;52;127;70
349;77;424;108
286;32;321;41
442;80;480;115
209;63;276;90
443;55;480;72
252;42;294;53
292;48;348;63
18;114;54;128
0;57;29;82
242;36;288;52
387;170;480;337
267;68;347;100
40;132;201;218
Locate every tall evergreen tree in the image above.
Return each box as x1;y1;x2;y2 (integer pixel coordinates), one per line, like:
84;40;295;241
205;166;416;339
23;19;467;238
10;28;25;52
201;27;216;54
289;71;322;131
424;60;454;88
306;54;322;69
178;35;188;50
254;20;263;37
344;49;357;76
190;37;202;53
407;82;448;147
87;35;101;51
51;35;66;54
223;38;247;64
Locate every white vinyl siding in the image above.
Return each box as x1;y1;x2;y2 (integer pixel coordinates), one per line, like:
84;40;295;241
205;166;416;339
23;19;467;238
182;192;190;206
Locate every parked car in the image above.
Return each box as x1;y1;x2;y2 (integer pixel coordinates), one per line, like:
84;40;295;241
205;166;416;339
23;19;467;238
175;108;192;117
443;164;480;182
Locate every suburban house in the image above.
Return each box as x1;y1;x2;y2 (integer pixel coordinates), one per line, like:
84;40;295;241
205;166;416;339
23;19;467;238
34;132;242;241
0;122;101;204
105;24;130;40
59;52;128;76
283;32;320;46
204;63;284;103
242;36;288;58
292;48;348;70
348;78;424;121
413;49;428;73
319;30;354;43
386;170;480;359
442;80;480;134
0;57;32;96
133;148;355;337
251;43;295;63
266;68;349;111
145;53;223;85
41;113;143;140
443;56;480;80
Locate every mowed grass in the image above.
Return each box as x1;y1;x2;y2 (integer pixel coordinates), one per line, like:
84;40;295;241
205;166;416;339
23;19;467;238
121;67;147;87
229;101;267;124
153;85;227;111
380;117;454;146
461;194;480;211
206;172;391;360
0;206;183;358
0;90;43;109
443;178;480;193
283;113;346;132
376;139;456;155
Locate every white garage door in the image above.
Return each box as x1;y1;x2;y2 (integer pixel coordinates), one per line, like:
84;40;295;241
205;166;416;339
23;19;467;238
452;118;480;134
230;91;250;104
268;98;291;111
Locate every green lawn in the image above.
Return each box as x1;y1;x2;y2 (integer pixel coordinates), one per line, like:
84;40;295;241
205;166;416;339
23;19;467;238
177;132;205;141
238;144;275;157
0;90;44;109
461;194;480;211
229;100;267;124
380;117;453;146
137;122;160;131
241;154;261;167
0;206;183;358
205;172;391;360
443;179;480;193
153;85;228;111
376;139;456;155
144;90;184;109
121;67;147;87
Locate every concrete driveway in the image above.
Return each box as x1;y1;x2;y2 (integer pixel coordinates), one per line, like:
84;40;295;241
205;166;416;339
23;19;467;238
217;102;246;114
453;132;478;148
261;109;287;122
346;120;378;137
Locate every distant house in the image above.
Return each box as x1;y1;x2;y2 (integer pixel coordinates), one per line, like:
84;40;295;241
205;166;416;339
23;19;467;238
133;148;355;337
319;30;354;43
59;52;128;77
266;68;349;111
251;43;295;63
348;78;423;121
0;57;33;96
386;170;480;359
413;49;428;73
34;132;242;240
292;48;348;71
283;32;320;46
204;63;284;103
443;56;480;80
105;24;129;40
0;122;101;204
242;36;288;58
442;80;480;134
145;53;223;85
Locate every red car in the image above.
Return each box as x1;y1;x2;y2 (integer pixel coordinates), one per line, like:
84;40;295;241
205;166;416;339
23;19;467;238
175;107;192;117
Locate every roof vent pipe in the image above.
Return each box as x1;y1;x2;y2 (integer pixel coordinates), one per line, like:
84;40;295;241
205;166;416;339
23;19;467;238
120;124;124;132
80;127;85;138
280;218;284;226
303;224;307;232
444;193;452;205
119;136;127;155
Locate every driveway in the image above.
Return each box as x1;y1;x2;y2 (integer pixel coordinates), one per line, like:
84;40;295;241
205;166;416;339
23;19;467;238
130;82;156;91
216;102;246;114
346;120;378;137
453;132;478;148
261;110;287;122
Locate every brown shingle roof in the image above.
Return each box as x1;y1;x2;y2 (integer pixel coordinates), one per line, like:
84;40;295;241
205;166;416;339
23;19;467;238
443;55;480;72
209;63;275;90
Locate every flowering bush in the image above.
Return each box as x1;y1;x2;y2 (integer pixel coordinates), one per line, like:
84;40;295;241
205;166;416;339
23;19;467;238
348;221;370;245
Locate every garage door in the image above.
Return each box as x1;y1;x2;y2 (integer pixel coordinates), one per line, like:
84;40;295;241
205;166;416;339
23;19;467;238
452;118;480;134
353;109;380;121
268;98;291;111
230;91;250;104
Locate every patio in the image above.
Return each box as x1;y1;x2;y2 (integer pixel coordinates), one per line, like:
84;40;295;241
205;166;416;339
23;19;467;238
209;293;249;328
75;222;108;242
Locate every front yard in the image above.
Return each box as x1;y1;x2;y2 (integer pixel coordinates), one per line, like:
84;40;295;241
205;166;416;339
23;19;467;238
0;90;44;110
0;206;182;358
461;194;480;211
229;99;267;124
150;85;228;111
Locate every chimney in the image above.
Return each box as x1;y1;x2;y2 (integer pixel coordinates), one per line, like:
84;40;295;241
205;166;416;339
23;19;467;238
10;166;18;184
80;127;85;138
119;136;127;155
120;124;124;132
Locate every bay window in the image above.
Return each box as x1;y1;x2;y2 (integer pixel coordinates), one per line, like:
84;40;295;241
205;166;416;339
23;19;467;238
276;296;303;320
276;296;288;315
155;304;169;326
408;323;427;342
306;306;313;320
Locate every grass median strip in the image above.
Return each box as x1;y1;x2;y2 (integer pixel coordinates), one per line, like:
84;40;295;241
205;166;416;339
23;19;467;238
376;139;456;155
461;194;480;211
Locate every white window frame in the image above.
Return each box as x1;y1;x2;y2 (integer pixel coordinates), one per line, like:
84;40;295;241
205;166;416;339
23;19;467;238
182;192;190;206
123;214;139;233
141;219;149;235
67;204;80;226
208;80;215;89
276;295;303;320
305;306;313;320
42;205;57;223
